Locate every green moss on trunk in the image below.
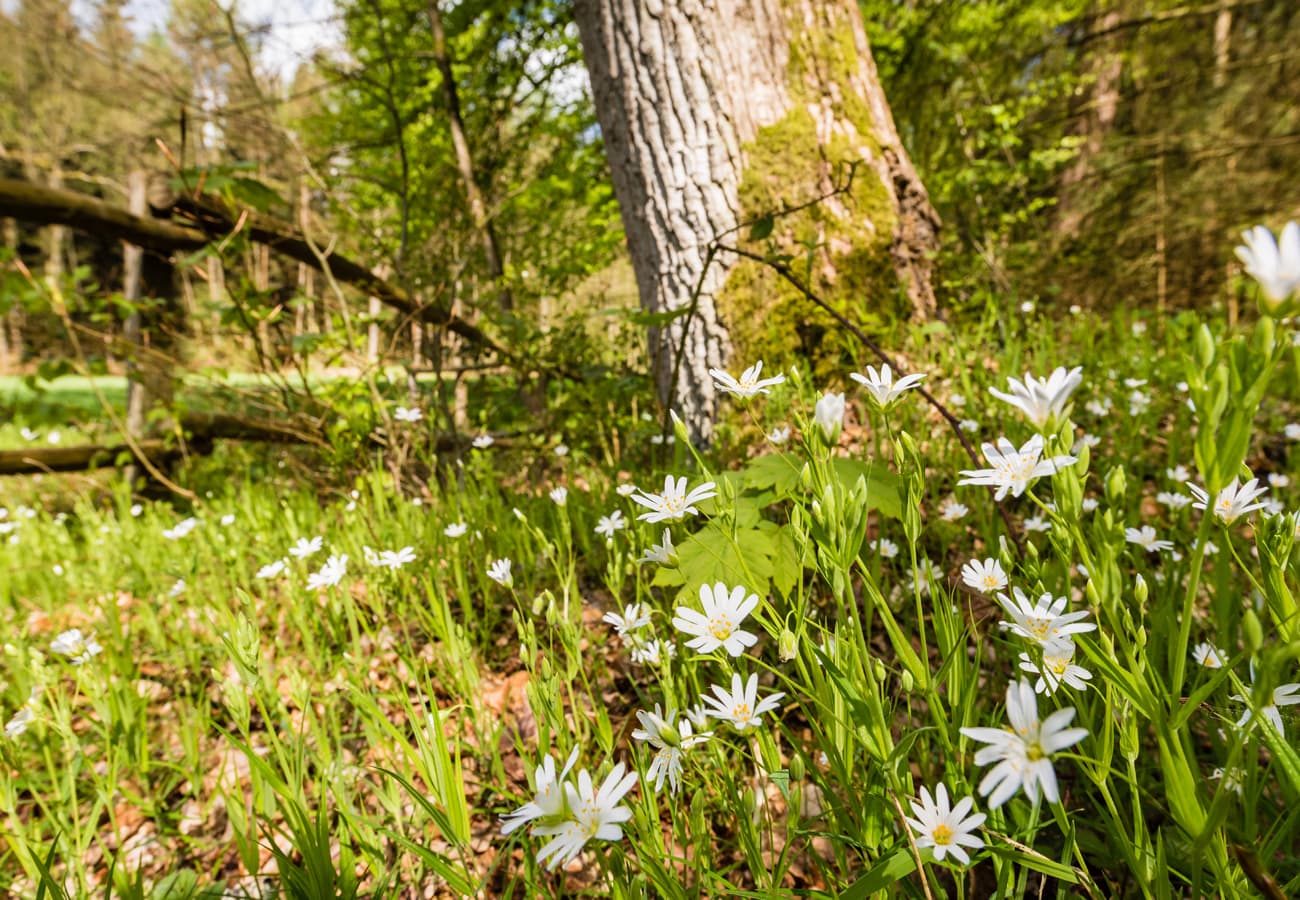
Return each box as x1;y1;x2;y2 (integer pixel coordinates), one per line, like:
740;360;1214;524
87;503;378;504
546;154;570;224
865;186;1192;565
717;6;905;379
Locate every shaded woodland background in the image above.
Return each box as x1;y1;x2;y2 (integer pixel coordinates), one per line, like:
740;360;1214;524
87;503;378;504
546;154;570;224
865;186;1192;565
1;0;1298;422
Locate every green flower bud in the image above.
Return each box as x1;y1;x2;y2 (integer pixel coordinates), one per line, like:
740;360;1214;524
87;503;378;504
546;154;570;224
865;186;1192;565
900;670;914;693
1105;465;1127;505
1134;573;1148;606
1195;323;1216;369
778;628;798;663
1243;608;1264;654
789;754;806;783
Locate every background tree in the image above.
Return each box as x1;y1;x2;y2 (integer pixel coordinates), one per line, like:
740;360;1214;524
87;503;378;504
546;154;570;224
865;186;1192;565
573;0;940;441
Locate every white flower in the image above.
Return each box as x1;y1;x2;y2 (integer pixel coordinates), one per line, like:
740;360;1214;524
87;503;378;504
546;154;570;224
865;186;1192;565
554;443;569;457
904;784;986;866
594;510;626;539
487;558;513;587
378;547;416;569
1128;391;1151;416
709;360;786;398
363;545;381;566
989;367;1083;429
632;705;711;793
960;680;1088;808
444;522;468;538
996;587;1096;648
162;517;199;540
289;536;323;559
906;557;945;596
169;579;186;597
950;393;966;407
1192;642;1226;669
874;537;899;559
500;746;579;835
939;498;969;522
673;582;760;657
1018;640;1093;695
129;504;143;517
1081;497;1099;512
631;476;718;524
472;434;495;449
1211;767;1244;795
1157;491;1192;510
1204;540;1219;556
1188;478;1269;524
615;483;637;497
1236;222;1300;305
850;364;925;409
47;430;61;444
4;689;39;739
533;763;639;870
394;406;423;423
549;487;568;506
50;628;102;665
959;419;979;433
702;672;785;732
1023;515;1050;533
603;603;651;636
1167;466;1191;483
814;392;846;444
1268;473;1289;488
5;704;34;739
1085;397;1112;417
630;638;674;666
1234;677;1300;737
306;554;348;590
19;427;37;441
1263;499;1286;517
1287;423;1300;442
1125;525;1174;553
638;529;675;565
958;435;1077;500
767;425;791;445
960;558;1008;595
256;559;287;579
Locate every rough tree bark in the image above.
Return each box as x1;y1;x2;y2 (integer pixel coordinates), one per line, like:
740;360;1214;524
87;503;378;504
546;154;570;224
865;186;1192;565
574;0;939;441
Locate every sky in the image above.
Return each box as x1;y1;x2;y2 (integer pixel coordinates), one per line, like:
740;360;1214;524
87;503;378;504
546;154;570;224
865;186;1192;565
0;0;345;82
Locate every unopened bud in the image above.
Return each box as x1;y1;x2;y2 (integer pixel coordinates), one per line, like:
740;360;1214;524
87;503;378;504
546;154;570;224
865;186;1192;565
1195;324;1216;369
1105;466;1127;504
789;754;806;783
1134;573;1148;606
778;629;798;663
900;670;915;693
1243;608;1264;654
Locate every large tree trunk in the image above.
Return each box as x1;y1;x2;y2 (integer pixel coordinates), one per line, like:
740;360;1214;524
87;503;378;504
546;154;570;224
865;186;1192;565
574;0;938;441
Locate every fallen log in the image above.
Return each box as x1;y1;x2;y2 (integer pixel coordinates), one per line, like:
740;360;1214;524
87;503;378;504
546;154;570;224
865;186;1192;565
0;177;500;354
0;441;173;476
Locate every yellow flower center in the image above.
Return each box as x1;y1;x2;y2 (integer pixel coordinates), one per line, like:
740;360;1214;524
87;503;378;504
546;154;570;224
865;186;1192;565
732;702;751;721
931;824;954;846
1025;740;1046;762
982;574;1000;590
1027;617;1051;642
708;615;734;641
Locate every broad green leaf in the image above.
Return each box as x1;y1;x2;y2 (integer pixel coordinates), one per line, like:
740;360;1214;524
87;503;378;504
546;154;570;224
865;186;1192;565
832;458;903;520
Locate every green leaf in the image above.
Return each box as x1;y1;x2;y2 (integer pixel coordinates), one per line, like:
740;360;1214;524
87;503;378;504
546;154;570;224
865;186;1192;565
832;458;903;520
744;453;804;495
657;519;780;597
625;306;692;328
841;849;917;899
772;525;802;598
748;215;775;240
227;177;285;212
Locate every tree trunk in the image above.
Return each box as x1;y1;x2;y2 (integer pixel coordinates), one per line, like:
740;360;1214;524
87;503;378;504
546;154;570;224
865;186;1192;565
427;0;512;312
574;0;939;441
1057;8;1124;239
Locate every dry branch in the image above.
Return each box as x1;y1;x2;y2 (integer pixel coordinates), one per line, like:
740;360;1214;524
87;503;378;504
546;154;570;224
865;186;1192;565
0;177;501;354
